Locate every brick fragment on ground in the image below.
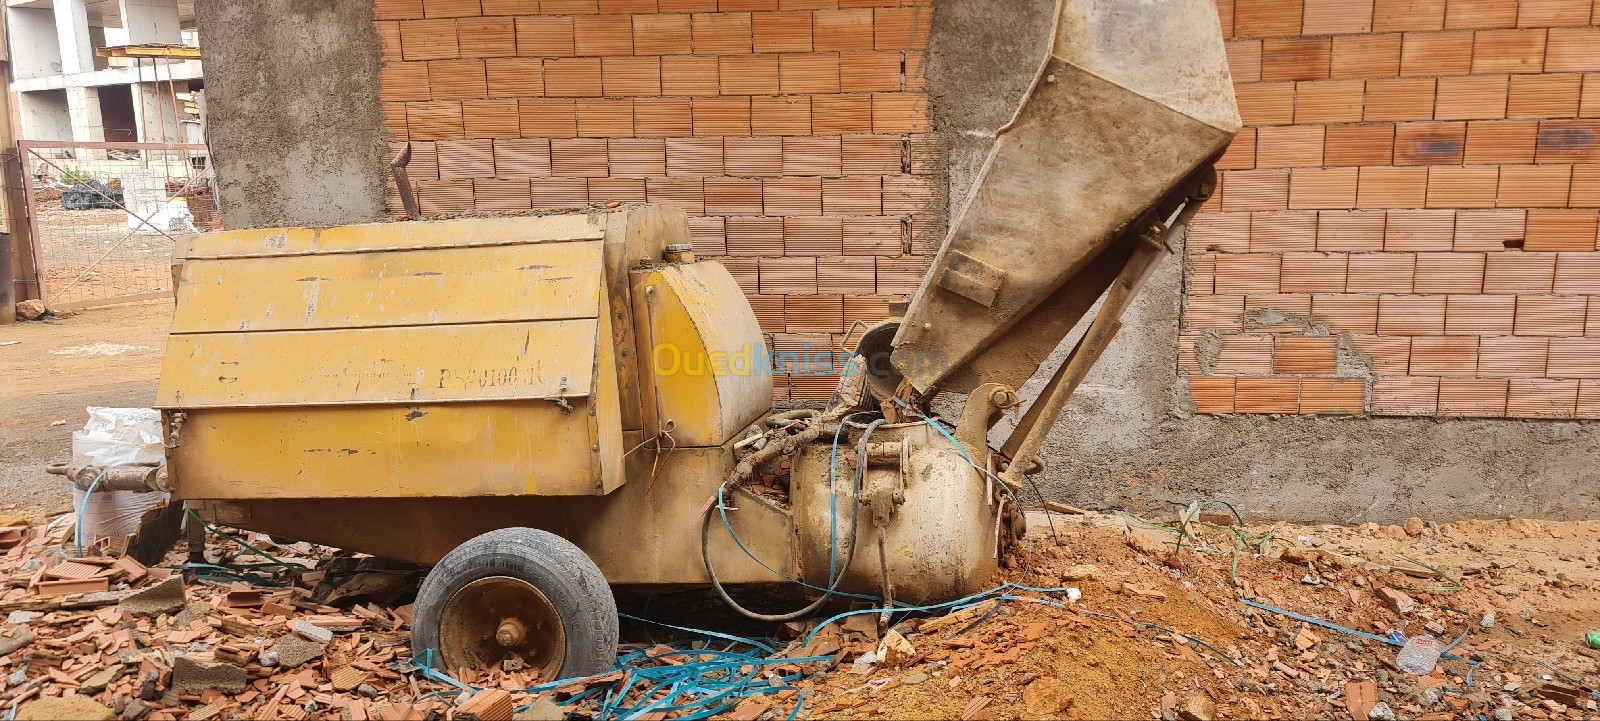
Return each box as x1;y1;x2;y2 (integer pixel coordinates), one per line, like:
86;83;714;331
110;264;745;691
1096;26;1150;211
117;575;186;617
172;655;248;695
270;633;327;668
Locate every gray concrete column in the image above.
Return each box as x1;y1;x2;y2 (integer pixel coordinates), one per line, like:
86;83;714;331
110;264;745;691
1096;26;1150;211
65;87;105;143
51;0;95;74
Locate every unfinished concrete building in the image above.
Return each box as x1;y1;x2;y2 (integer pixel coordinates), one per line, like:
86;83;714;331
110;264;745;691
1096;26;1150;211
195;0;1600;522
6;0;202;144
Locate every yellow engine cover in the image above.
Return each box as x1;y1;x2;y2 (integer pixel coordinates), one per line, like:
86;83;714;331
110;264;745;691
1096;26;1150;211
158;215;629;499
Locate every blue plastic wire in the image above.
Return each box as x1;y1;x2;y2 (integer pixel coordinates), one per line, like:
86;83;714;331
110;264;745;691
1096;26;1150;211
618;612;777;655
1239;598;1480;684
920;416;1030;516
412;614;835;721
403;410;1103;719
800;584;1075;648
73;467;110;555
412;588;1078;718
706;413;888;603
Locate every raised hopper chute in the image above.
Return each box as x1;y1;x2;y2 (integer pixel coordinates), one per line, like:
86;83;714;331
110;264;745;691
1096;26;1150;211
885;0;1240;484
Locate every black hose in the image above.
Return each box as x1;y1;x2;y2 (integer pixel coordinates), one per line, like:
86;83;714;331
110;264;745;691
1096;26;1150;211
701;418;885;622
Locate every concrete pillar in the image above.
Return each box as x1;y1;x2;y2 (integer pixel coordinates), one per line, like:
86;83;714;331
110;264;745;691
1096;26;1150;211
6;8;63;80
118;0;181;45
66;87;105;143
131;81;184;144
52;0;96;74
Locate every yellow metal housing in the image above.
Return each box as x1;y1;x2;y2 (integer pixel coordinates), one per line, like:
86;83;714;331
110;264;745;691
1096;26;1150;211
157;211;688;498
631;263;772;447
188;443;795;580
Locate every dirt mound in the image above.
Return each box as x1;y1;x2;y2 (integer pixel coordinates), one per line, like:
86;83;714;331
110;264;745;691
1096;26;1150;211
794;510;1600;720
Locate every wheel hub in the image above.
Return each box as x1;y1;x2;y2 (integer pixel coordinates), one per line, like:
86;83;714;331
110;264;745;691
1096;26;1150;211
439;576;566;680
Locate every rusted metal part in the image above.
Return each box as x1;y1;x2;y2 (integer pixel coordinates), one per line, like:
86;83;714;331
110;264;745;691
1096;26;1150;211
439;576;565;679
824;355;870;420
125;500;185;566
45;463;167;493
860;433;907;530
891;0;1239;396
955;382;1021;458
663;243;695;264
389;143;420;221
861;441;904;463
852;321;905;410
730;411;821;483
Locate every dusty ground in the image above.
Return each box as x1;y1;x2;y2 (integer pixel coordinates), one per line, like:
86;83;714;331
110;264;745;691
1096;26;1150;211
789;511;1600;720
0;300;169;522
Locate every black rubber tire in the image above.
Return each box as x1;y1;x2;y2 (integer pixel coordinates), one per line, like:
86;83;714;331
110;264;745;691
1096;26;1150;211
412;528;618;681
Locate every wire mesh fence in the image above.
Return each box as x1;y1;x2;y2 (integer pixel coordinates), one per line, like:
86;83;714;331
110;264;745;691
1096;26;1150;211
21;141;218;310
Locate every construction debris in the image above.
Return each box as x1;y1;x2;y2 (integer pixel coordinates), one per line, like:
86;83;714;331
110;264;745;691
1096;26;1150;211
268;632;326;668
455;689;513;721
787;510;1600;720
0;626;34;655
80;663;125;693
170;656;247;695
289;618;334;644
1377;586;1415;615
0;504;1594;721
117;575;185;617
1395;634;1442;675
876;628;915;667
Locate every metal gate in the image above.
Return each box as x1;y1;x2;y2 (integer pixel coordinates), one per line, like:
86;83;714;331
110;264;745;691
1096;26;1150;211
19;140;219;311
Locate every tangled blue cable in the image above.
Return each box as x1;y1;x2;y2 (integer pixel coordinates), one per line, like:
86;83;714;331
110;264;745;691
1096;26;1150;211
410;618;832;720
707;412;883;603
407;410;1087;720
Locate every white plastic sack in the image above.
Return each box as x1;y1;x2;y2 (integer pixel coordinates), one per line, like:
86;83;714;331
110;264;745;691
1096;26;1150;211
70;407;169;542
72;407;164;467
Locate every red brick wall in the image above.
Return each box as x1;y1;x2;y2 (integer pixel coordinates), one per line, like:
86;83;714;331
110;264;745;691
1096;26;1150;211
1186;0;1600;419
372;0;939;401
372;0;1600;418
